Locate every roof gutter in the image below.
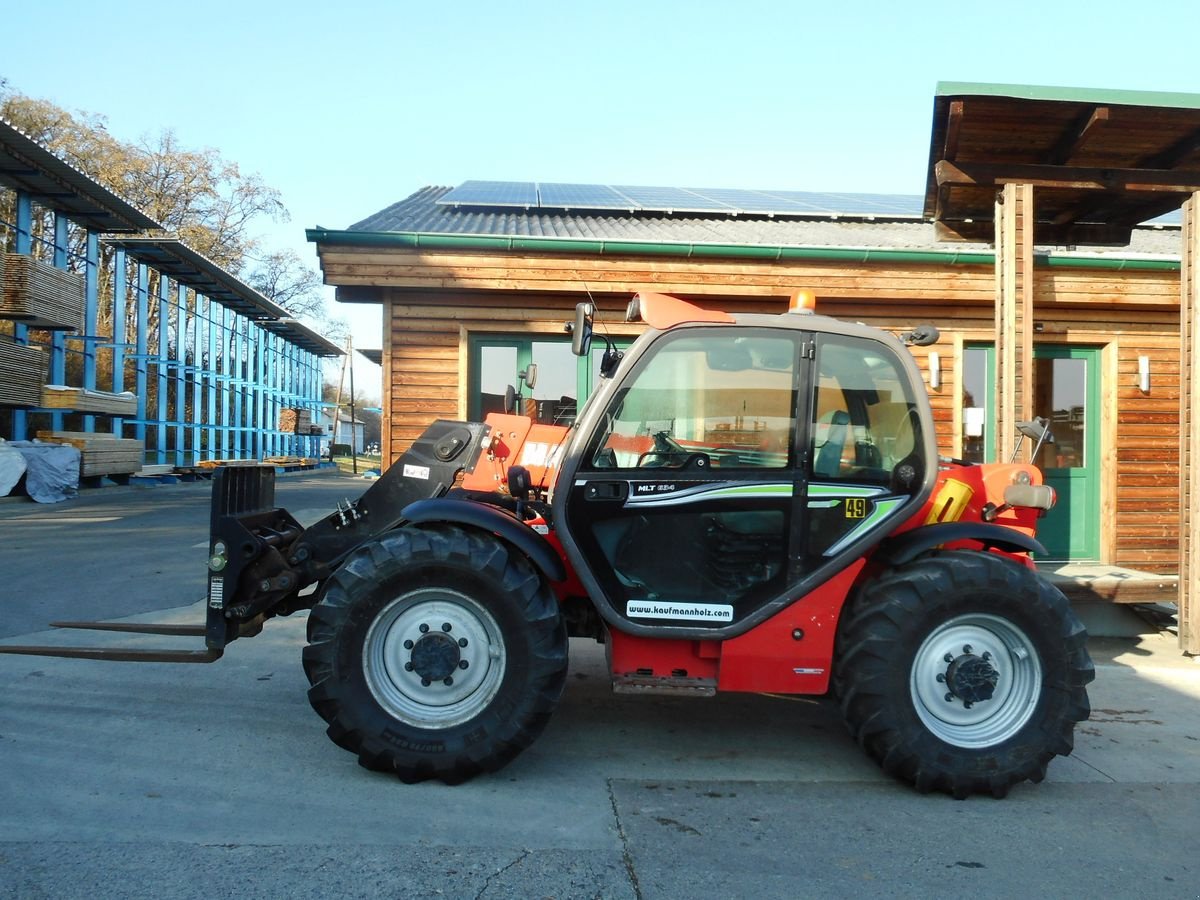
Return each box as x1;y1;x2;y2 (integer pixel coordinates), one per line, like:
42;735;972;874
306;228;1181;272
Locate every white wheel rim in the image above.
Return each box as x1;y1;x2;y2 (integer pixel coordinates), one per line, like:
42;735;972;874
909;613;1042;748
363;587;506;729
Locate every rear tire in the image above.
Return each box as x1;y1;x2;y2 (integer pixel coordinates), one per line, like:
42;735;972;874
835;550;1093;798
302;524;567;783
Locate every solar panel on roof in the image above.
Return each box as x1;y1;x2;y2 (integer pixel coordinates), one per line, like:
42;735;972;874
760;190;924;216
435;180;926;218
614;185;734;212
438;180;538;207
682;188;810;215
538;183;635;210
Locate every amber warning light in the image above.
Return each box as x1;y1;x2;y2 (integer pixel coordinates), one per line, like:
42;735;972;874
788;290;816;315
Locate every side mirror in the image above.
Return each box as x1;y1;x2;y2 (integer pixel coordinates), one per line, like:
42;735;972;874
520;363;538;391
571;302;594;356
902;324;941;347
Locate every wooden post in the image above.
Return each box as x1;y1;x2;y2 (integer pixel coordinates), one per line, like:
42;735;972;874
1180;194;1200;654
994;183;1036;461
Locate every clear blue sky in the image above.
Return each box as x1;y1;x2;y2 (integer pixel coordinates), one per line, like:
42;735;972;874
5;0;1200;383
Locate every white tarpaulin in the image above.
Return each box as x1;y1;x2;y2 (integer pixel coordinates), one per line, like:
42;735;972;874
7;440;80;503
0;440;27;496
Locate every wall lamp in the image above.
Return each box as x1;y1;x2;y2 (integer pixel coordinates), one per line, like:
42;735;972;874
1138;355;1151;393
929;352;941;390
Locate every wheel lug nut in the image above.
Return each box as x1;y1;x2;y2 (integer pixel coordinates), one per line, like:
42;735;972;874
936;673;946;683
458;638;468;648
944;653;954;663
964;701;974;709
403;639;414;650
443;677;454;686
982;651;992;661
404;662;414;672
421;678;431;687
963;644;972;654
419;624;430;634
945;692;955;702
459;660;469;669
441;622;452;632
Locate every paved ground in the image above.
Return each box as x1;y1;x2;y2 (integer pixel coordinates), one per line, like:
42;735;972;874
1;472;1199;898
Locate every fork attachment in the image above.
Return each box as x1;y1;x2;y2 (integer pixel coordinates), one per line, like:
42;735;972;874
0;465;284;664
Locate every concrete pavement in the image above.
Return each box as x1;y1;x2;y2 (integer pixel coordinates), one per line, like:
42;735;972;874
1;473;1198;898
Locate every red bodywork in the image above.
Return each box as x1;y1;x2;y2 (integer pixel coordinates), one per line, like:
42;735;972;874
456;290;1051;697
457;403;1051;697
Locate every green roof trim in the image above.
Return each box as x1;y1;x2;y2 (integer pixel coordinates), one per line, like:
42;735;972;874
307;227;1181;272
934;81;1200;110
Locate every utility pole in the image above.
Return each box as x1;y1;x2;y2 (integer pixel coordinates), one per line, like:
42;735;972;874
348;334;358;475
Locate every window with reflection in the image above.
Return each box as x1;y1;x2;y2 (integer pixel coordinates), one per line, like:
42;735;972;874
588;330;797;470
809;334;924;485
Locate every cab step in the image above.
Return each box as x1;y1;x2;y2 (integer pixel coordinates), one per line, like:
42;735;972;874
612;674;717;697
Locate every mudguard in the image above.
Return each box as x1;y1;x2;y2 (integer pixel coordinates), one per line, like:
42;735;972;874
878;522;1046;567
402;497;567;583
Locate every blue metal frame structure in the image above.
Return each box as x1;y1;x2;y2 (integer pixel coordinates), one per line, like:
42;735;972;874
99;239;342;467
1;121;342;470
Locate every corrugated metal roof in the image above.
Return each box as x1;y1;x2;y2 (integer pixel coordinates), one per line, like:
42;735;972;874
0;117;162;233
104;237;343;357
347;185;1181;259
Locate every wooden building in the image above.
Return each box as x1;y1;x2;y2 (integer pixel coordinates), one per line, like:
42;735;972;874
309;83;1200;651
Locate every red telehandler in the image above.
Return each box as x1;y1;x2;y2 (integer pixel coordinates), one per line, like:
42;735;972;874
2;291;1092;798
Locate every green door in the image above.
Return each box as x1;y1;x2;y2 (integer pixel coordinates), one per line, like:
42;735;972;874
1033;347;1101;561
470;335;630;424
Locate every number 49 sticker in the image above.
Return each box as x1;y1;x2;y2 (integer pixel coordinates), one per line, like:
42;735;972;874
845;497;869;519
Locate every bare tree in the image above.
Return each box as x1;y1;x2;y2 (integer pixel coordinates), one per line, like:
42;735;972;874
245;248;325;318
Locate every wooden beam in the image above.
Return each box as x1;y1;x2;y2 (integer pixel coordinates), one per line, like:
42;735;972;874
936;217;1133;245
334;285;384;304
1053;193;1186;230
1140;125;1200;170
943;100;964;161
994;184;1035;461
1053;126;1200;232
1046;106;1110;165
1181;193;1200;653
936;160;1200;193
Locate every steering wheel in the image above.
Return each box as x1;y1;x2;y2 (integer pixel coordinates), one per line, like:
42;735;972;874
637;431;698;468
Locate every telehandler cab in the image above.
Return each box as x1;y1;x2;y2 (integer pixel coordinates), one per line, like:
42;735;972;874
2;291;1093;798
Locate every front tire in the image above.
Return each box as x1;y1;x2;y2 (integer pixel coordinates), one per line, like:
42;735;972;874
302;525;568;783
835;550;1094;798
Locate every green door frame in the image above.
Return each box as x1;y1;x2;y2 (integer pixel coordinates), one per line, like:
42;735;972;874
963;344;997;463
1035;345;1101;562
961;344;1100;561
468;334;629;421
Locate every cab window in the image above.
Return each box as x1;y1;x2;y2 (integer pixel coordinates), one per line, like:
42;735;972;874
588;331;797;470
810;334;924;486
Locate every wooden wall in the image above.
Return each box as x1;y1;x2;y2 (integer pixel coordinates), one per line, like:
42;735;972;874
321;245;1183;572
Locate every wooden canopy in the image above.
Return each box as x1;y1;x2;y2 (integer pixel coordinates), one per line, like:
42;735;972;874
924;82;1200;245
922;82;1200;652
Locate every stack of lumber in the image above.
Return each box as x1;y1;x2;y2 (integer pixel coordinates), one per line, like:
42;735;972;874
278;407;313;434
263;456;315;467
0;337;48;406
1;253;85;330
40;385;138;416
196;459;262;469
137;464;176;477
36;431;143;478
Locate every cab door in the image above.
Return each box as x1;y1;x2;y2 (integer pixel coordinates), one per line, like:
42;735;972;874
557;322;933;639
561;327;803;633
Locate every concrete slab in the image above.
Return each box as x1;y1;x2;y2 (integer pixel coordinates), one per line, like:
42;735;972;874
3;473;1200;897
610;780;1199;899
